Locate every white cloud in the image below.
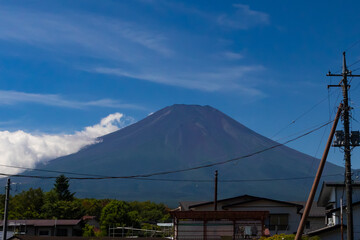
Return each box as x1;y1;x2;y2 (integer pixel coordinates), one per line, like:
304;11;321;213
222;51;244;60
0;4;268;97
0;113;133;175
0;90;143;110
217;4;269;29
90;65;265;96
0;7;173;60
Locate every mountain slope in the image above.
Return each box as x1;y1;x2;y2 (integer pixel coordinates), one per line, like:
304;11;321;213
19;104;343;206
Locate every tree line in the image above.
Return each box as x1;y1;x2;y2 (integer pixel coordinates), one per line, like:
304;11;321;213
0;175;171;236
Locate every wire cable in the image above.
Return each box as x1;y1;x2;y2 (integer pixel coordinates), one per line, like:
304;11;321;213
0;119;334;180
345;38;360;52
0;172;345;182
270;95;334;139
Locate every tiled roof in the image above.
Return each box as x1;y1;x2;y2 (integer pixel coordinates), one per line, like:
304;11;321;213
290;201;325;217
9;236;168;240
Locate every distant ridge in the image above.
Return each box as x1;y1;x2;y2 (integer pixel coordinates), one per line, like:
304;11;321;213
18;104;344;206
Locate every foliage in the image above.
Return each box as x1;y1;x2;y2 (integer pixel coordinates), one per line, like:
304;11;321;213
81;198;111;220
54;174;74;201
260;234;320;240
9;188;44;219
0;176;171;237
100;200;131;230
82;224;96;237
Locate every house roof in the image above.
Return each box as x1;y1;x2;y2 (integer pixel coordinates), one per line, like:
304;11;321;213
170;210;269;220
307;224;346;236
179;201;208;211
328;200;360;214
222;196;303;211
0;219;81;227
290;201;325;217
318;181;360;207
180;194;303;212
182;195;258;209
9;236;169;240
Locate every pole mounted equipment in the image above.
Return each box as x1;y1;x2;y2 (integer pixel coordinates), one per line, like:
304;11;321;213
327;51;360;240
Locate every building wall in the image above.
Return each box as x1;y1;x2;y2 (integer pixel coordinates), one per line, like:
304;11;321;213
317;230;345;240
225;200;300;235
303;217;325;234
341;204;360;240
177;220;262;240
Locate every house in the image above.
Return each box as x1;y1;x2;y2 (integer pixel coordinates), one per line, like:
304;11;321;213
308;182;360;240
173;194;317;239
0;219;83;237
290;201;326;233
308;181;360;239
171;210;269;240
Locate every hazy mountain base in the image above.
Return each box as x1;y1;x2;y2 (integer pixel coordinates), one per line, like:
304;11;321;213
11;105;344;206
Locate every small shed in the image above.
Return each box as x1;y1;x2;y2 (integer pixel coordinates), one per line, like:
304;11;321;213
171;210;269;240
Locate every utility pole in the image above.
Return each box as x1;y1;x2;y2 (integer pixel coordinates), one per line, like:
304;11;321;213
2;178;10;240
294;103;342;240
214;170;218;211
327;52;360;240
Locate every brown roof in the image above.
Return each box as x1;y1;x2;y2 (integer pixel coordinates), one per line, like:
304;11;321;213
9;236;168;240
170;210;269;220
0;219;81;227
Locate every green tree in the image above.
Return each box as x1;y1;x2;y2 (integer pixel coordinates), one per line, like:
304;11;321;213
82;224;95;237
100;200;131;234
81;198;111;220
54;175;74;201
10;188;44;219
260;234;320;240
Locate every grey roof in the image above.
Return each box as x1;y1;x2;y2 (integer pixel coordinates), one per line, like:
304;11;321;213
179;195;303;212
307;224;345;236
179;201;208;211
290;201;325;217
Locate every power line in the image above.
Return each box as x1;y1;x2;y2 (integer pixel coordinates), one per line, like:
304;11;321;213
344;38;360;52
0;119;334;180
0;164;110;178
271;94;334;139
349;59;360;68
0;172;345;183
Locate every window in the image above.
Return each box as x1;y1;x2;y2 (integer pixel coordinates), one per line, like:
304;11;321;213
56;229;68;236
269;214;289;231
305;221;310;229
39;230;50;236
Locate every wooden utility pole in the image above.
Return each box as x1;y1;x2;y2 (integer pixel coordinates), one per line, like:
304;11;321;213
214;170;218;211
327;52;360;240
294;103;342;240
2;178;10;240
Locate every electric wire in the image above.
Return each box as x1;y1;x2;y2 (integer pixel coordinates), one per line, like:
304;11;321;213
0;119;334;180
349;59;360;68
270;94;335;139
344;38;360;52
0;164;111;178
0;172;345;183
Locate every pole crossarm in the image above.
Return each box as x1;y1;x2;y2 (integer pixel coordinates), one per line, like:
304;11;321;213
327;73;360;77
324;51;360;240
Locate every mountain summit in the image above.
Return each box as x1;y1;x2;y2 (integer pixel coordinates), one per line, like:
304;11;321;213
22;104;343;205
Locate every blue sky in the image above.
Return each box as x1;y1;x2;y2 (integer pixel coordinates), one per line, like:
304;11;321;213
0;0;360;171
